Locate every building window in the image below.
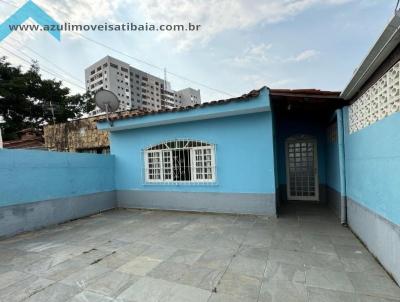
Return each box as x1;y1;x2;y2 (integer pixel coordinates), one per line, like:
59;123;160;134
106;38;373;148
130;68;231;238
144;140;216;184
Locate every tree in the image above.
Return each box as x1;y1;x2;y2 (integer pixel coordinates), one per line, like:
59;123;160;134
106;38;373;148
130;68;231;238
0;57;94;140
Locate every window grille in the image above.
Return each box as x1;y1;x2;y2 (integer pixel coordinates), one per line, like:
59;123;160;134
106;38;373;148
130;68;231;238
349;61;400;133
143;139;216;184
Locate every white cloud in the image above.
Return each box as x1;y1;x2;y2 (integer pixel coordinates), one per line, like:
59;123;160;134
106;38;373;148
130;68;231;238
0;0;355;50
286;49;320;62
226;44;320;68
34;0;128;24
0;0;129;41
135;0;356;51
0;0;128;22
242;74;294;90
230;43;273;66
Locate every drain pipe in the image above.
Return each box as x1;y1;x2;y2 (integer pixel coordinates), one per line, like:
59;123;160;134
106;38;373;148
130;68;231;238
337;109;347;225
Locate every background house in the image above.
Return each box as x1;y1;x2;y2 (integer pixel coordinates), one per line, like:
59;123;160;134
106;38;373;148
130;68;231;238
2;128;45;150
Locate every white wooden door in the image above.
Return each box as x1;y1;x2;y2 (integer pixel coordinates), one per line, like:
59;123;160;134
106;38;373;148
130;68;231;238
286;137;319;201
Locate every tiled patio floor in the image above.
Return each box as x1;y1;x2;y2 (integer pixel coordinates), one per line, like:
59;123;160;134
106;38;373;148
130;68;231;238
0;204;399;302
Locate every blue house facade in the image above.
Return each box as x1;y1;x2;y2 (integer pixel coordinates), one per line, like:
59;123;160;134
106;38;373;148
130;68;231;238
98;87;346;218
98;88;278;215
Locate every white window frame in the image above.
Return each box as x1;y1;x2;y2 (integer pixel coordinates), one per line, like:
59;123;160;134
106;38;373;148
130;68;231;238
144;150;163;183
143;140;216;184
190;147;216;183
285;135;319;202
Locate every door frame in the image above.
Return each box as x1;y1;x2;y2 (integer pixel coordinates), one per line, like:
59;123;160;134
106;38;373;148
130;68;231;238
285;135;319;201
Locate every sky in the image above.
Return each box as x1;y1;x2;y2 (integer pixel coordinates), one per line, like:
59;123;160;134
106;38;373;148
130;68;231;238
0;0;397;102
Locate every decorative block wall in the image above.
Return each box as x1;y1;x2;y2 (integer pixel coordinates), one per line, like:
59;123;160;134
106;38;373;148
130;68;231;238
349;61;400;133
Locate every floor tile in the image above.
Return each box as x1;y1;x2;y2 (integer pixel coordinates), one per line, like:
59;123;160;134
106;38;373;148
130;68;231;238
302;252;344;271
24;283;80;302
194;248;235;270
142;245;177;261
259;279;308;302
264;261;306;283
340;256;389;276
148;261;189;282
268;249;305;266
237;245;269;261
208;292;257;302
0;275;54;302
227;255;267;278
348;272;400;299
35;259;87;281
167;249;204;265
335;245;369;259
305;268;355;292
217;272;261;300
116;276;176;302
0;270;32;290
179;265;223;291
60;265;110;289
307;287;359;302
117;256;162;276
164;282;211;302
68;291;114;302
85;270;138;297
357;294;400;302
0;207;398;302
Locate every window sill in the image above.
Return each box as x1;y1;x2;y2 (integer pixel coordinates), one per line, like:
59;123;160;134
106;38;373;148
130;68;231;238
143;181;218;186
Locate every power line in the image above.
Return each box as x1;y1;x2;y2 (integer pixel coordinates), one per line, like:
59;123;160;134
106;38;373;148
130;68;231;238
7;36;84;85
2;42;86;90
0;0;234;97
0;45;86;91
0;0;87;90
75;33;234;97
0;0;17;8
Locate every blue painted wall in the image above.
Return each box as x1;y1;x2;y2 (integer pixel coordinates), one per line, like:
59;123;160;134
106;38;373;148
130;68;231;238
325;123;341;193
343;108;400;225
276;115;327;186
0;149;115;207
110;111;276;194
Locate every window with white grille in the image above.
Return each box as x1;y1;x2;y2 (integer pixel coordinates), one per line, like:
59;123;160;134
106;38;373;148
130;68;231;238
144;140;216;184
349;61;400;134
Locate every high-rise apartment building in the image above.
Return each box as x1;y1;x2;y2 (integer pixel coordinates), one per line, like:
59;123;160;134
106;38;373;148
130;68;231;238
85;56;201;114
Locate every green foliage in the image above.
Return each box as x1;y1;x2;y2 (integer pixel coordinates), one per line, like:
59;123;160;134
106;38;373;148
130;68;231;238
0;56;94;140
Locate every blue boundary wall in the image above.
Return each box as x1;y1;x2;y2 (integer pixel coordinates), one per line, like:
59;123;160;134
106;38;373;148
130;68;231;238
342;108;400;284
0;149;116;237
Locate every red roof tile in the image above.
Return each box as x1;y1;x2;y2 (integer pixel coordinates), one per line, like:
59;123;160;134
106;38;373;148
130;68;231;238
97;88;262;123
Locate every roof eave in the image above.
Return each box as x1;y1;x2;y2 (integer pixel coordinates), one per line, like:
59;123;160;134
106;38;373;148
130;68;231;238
97;87;270;132
341;12;400;100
